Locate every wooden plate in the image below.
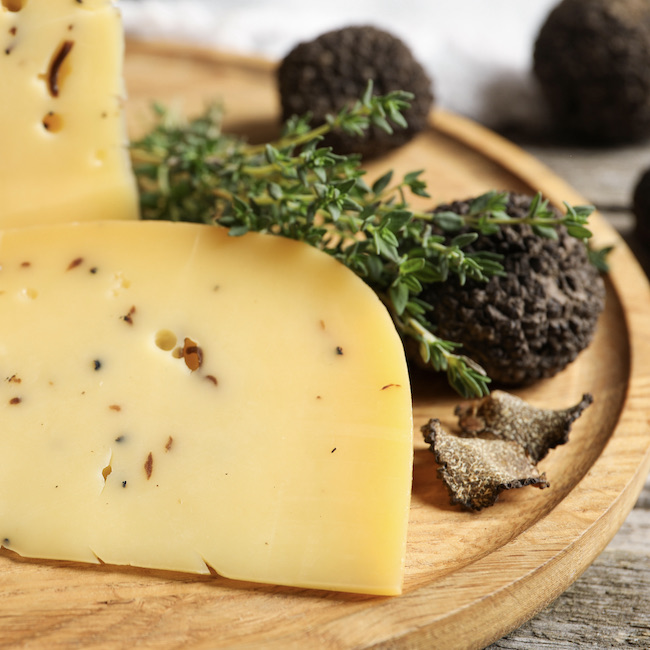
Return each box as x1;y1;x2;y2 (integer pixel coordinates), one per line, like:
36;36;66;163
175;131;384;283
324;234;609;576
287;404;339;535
2;40;650;650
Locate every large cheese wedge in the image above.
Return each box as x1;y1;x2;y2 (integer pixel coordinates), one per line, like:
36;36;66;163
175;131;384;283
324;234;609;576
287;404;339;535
0;0;138;227
0;221;413;595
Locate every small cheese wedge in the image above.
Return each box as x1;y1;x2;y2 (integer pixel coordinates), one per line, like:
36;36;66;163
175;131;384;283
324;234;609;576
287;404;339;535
0;0;138;227
0;221;413;595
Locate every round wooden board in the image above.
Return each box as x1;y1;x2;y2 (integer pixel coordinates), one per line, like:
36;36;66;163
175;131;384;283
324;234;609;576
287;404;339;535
2;39;650;650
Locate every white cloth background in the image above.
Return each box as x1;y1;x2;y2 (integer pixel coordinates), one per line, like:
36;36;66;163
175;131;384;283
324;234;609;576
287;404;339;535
120;0;561;131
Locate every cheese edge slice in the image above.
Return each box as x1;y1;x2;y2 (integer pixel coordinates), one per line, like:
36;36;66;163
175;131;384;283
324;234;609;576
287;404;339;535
0;221;413;595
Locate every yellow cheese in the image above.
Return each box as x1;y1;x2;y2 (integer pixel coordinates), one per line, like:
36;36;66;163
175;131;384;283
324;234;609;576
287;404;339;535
0;0;138;227
0;221;413;595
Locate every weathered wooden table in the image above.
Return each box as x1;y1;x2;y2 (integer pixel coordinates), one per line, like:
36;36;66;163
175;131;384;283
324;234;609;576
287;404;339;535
488;138;650;649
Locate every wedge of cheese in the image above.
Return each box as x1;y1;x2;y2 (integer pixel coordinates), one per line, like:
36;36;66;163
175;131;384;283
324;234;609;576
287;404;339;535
0;221;413;595
0;0;138;227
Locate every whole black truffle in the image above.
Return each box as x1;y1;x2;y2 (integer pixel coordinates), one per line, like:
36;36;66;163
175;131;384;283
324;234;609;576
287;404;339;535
632;166;650;245
533;0;650;143
277;25;434;158
420;193;605;386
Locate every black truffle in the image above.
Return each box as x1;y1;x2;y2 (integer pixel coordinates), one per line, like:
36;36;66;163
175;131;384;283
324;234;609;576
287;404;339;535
419;193;605;386
632;166;650;245
533;0;650;143
277;25;434;158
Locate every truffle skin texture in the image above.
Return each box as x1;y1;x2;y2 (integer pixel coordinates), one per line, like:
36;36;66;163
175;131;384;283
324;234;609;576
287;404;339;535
277;25;434;158
421;418;549;511
533;0;650;143
420;193;606;386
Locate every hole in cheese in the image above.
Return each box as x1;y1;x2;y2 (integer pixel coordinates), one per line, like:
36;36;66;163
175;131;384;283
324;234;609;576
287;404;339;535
101;448;114;493
110;273;131;297
19;287;38;300
42;112;63;133
93;149;107;166
1;0;26;12
155;329;177;352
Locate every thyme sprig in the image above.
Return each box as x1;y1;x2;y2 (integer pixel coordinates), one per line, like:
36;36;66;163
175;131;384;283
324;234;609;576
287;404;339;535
130;87;595;398
430;190;594;240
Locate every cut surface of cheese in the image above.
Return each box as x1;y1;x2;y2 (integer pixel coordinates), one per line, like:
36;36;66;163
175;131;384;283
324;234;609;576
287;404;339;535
0;0;138;227
0;221;413;595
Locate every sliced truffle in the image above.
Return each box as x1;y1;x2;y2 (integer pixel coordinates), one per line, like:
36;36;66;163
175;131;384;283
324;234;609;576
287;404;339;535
454;390;593;463
421;418;550;511
533;0;650;143
422;391;591;510
277;25;434;158
420;193;605;386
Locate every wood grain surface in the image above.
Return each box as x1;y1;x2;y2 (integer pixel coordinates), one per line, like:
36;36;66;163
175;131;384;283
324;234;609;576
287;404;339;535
1;41;650;650
487;478;650;649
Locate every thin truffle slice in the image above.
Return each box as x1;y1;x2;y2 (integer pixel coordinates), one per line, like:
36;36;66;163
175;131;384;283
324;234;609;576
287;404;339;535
455;390;593;463
422;419;550;511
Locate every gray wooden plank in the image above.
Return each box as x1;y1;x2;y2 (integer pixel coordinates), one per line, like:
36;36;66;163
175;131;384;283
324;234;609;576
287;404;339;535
485;463;650;649
521;142;650;210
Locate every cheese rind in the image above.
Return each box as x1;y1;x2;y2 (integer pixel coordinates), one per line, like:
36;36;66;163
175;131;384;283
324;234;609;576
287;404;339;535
0;0;138;227
0;221;413;595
